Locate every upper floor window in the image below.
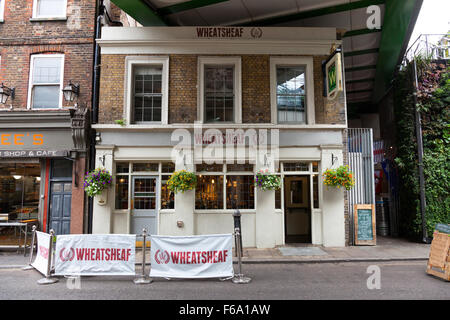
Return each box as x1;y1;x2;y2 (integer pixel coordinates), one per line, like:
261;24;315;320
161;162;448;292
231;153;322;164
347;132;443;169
125;56;169;125
0;0;5;22
199;57;241;124
33;0;67;19
270;57;315;125
28;54;64;109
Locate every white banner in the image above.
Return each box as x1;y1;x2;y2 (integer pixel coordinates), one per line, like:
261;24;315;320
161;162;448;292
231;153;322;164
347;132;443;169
150;234;233;279
31;231;51;276
54;234;136;276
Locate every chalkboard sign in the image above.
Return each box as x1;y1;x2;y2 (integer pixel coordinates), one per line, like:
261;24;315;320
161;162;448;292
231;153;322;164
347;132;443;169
354;204;376;245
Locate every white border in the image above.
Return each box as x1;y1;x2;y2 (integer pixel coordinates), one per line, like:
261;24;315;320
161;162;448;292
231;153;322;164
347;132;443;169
198;56;242;124
27;54;65;110
270;57;315;125
124;56;169;126
32;0;67;19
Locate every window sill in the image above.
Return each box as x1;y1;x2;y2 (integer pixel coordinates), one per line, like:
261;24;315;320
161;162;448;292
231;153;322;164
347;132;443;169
30;17;67;22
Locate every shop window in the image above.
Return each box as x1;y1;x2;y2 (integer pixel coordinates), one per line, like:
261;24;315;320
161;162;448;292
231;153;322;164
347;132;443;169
195;175;223;210
28;54;64;109
161;175;174;209
226;175;254;209
133;66;162;123
161;162;175;173
196;164;223;172
125;57;169;125
199;57;241;124
116;162;129;174
0;164;40;222
33;0;67;19
226;164;253;172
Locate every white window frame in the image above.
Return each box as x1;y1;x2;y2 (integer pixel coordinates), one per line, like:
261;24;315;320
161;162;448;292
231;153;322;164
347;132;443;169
198;56;242;124
0;0;5;22
32;0;67;19
270;57;315;125
125;56;169;125
27;54;65;110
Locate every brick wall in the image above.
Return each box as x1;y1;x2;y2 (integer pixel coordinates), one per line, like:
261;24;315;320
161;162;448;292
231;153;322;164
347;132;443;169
98;53;346;125
0;0;96;110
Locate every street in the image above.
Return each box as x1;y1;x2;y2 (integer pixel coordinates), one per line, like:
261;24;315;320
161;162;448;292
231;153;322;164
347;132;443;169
0;261;448;300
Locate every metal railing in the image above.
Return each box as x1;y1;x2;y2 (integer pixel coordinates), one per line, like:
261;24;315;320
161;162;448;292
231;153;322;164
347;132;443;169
403;33;450;65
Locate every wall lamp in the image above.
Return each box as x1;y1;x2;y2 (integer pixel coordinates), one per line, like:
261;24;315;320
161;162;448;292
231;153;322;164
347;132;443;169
0;83;15;104
62;81;80;103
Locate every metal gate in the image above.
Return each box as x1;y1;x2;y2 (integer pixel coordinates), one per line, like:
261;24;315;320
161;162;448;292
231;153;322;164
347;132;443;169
347;128;375;245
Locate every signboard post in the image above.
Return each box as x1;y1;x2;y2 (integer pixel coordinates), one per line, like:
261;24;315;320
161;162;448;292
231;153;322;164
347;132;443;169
354;204;376;246
426;224;450;281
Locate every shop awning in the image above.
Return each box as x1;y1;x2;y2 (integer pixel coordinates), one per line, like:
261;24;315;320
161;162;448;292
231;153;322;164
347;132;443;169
110;0;423;111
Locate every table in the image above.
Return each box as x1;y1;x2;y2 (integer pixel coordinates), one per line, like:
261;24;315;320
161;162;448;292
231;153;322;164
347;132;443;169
0;221;28;255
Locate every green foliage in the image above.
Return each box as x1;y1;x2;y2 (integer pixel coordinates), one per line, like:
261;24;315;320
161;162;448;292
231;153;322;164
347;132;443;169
255;169;281;191
393;59;450;238
84;168;113;197
115;119;126;126
167;170;197;194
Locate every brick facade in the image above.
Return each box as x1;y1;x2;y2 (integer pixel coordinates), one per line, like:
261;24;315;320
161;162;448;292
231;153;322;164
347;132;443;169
98;53;346;125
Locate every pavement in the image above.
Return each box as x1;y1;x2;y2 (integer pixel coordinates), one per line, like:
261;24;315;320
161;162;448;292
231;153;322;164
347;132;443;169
0;236;431;269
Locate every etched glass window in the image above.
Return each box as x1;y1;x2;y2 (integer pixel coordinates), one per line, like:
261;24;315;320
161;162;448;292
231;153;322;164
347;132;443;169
276;66;306;123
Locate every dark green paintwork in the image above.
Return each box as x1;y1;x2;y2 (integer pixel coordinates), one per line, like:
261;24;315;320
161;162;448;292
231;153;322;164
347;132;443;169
110;0;167;26
158;0;229;16
344;48;379;57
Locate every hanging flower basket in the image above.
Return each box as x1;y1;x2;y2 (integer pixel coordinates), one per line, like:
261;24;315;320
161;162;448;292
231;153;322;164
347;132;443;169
323;165;355;190
255;169;281;191
83;168;113;197
167;170;197;194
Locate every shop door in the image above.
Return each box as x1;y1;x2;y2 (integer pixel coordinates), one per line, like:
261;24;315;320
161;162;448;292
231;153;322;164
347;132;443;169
49;181;72;235
284;176;311;243
131;176;158;236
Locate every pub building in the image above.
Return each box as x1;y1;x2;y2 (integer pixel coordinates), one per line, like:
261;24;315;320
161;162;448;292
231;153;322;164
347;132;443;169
0;0;95;240
93;26;348;248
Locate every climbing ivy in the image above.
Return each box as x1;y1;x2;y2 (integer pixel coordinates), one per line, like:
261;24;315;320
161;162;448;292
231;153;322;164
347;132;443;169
393;58;450;239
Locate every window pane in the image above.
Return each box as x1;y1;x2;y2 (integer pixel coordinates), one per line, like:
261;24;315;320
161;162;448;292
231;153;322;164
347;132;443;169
33;57;61;84
196;164;223;172
204;65;234;123
116;162;129;174
161;175;174;209
133;65;163;123
313;174;319;209
283;162;309;172
115;176;129;210
275;187;281;209
51;159;72;178
32;85;60;109
276;66;306;124
36;0;66;17
195;175;223;209
226;175;254;209
226;164;253;172
132;163;159;172
161;162;175;173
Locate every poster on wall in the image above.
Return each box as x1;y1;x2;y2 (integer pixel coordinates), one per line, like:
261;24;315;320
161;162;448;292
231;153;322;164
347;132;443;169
31;231;52;276
54;234;136;276
150;234;234;279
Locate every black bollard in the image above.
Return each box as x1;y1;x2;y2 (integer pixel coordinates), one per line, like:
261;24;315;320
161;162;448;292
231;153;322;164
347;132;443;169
232;209;243;257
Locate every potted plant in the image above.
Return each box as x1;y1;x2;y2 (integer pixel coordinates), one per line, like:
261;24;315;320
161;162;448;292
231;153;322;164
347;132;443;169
83;168;113;205
322;165;355;190
254;169;281;191
167;170;197;194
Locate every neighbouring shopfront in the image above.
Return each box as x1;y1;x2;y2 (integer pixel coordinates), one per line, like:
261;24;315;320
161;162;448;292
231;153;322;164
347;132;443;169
0;109;89;239
93;26;348;248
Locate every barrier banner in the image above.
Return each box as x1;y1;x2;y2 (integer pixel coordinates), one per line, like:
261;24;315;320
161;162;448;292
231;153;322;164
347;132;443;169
31;231;51;276
54;234;136;276
150;234;233;279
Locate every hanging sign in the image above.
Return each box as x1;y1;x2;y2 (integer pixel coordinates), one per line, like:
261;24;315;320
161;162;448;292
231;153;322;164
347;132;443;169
150;234;233;279
54;234;136;276
31;231;52;276
354;204;376;245
325;51;343;100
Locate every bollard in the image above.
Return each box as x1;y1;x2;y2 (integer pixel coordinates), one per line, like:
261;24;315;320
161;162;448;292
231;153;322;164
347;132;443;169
37;229;59;285
134;228;152;284
22;225;36;271
232;209;243;257
231;227;251;284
